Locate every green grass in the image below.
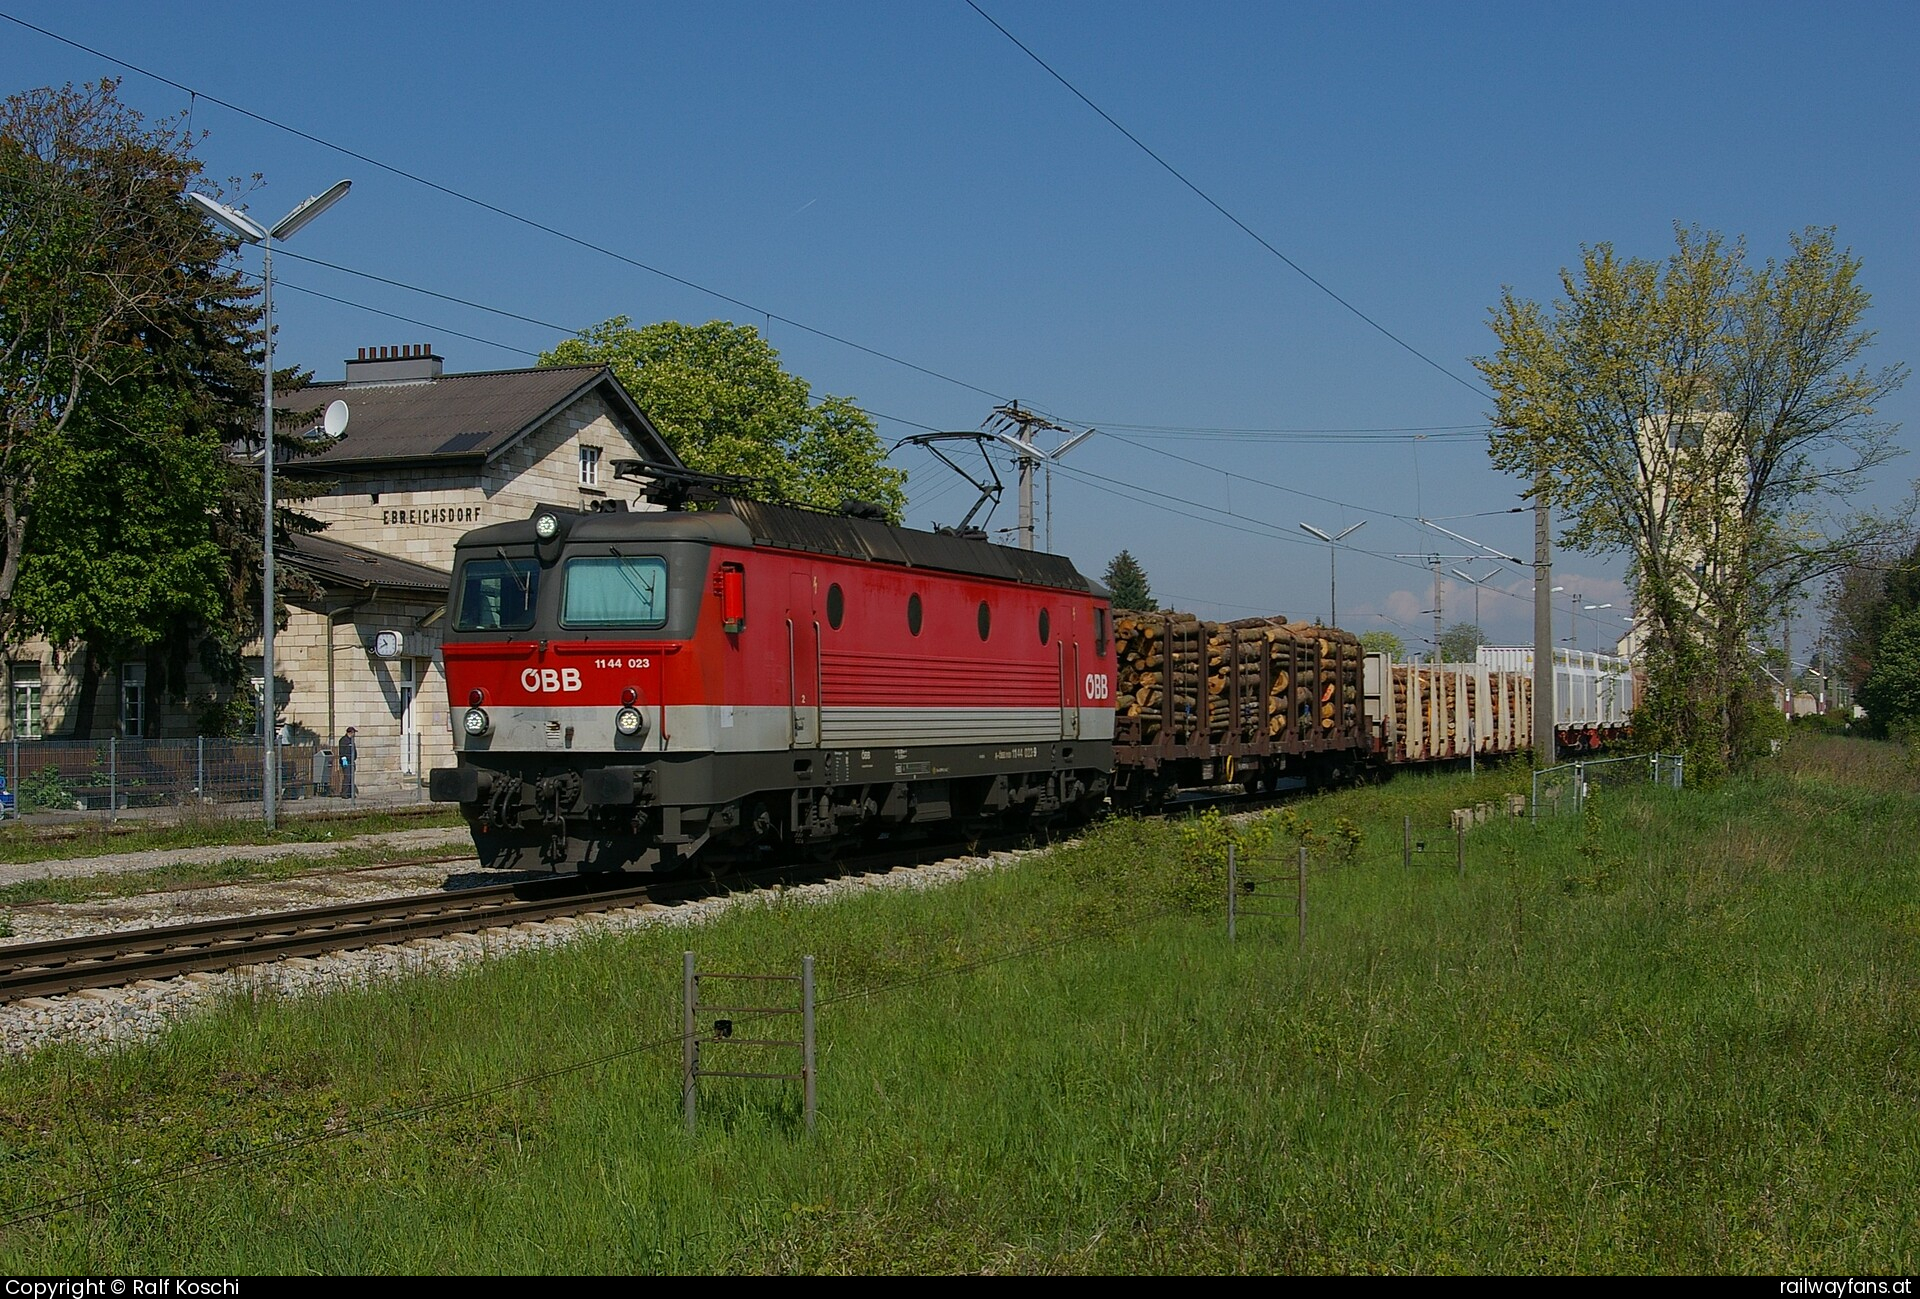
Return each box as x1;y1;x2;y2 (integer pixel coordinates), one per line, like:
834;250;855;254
0;804;463;868
0;842;474;908
0;735;1913;1273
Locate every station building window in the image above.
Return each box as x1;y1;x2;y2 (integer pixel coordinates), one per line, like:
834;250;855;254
121;663;146;737
579;444;602;488
10;664;41;740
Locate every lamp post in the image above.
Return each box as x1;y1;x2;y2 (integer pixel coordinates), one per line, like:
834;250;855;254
1449;565;1499;630
1582;603;1613;652
185;180;351;830
1299;520;1365;626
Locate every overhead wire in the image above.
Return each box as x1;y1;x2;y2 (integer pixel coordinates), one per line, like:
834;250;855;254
0;8;1007;402
1047;459;1542;615
4;8;1552;606
962;0;1492;403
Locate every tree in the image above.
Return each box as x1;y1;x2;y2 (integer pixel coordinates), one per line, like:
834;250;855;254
1;81;226;636
541;317;907;521
1827;539;1920;693
1102;549;1157;610
1359;629;1405;658
1477;225;1907;773
1;79;318;735
1436;622;1489;663
1858;606;1920;739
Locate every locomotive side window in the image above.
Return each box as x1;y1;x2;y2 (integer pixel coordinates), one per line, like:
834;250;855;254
454;557;541;631
977;601;991;641
827;583;845;629
1038;608;1051;645
561;555;668;628
1095;607;1108;657
907;592;924;636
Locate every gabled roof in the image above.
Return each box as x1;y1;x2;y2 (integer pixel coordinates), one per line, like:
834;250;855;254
278;365;678;471
283;531;450;596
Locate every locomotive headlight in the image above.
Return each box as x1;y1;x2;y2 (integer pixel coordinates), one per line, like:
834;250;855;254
615;705;647;738
534;512;560;540
462;706;492;737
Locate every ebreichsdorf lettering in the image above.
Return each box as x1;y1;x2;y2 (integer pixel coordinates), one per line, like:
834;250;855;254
521;668;583;693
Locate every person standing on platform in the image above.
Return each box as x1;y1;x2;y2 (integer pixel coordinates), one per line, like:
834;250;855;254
339;726;358;799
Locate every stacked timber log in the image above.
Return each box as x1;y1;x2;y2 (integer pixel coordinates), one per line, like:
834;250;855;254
1388;662;1533;760
1113;610;1363;746
1112;610;1205;742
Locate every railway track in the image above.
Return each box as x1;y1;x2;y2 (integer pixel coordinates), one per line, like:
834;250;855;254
0;876;667;1004
0;831;1046;1005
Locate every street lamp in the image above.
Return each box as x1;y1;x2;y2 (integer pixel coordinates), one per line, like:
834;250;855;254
1582;603;1613;652
185;180;351;830
1299;520;1365;626
1449;565;1499;629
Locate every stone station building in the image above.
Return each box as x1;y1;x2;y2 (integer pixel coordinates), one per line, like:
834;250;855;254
4;344;678;800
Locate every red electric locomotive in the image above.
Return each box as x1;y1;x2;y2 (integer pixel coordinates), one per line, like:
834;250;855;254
429;492;1114;873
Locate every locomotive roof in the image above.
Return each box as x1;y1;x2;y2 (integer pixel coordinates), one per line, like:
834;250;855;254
458;497;1106;596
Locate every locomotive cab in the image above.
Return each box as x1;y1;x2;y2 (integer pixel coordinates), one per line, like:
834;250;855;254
430;504;742;872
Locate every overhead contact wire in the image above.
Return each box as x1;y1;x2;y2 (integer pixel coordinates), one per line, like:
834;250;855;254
963;0;1491;402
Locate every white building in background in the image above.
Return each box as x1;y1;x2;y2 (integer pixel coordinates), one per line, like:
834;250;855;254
1617;409;1744;665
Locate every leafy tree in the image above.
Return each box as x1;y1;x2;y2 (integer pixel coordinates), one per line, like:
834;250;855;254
1;81;219;633
1;79;318;734
1477;225;1907;772
13;384;226;734
1436;622;1490;663
1827;539;1920;693
1858;606;1920;738
1102;549;1157;610
542;317;906;521
1359;629;1405;658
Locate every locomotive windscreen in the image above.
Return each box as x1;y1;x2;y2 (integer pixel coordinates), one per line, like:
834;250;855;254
454;556;541;631
561;555;669;628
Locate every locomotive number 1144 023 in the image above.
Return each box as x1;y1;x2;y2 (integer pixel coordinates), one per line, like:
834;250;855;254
591;657;653;670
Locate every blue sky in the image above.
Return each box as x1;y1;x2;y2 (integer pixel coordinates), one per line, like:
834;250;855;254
5;1;1914;658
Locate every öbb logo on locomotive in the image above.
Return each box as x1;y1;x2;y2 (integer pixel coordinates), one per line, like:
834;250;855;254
428;492;1618;877
520;667;584;693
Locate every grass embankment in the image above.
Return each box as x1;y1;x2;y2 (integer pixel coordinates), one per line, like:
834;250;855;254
0;843;475;909
0;804;463;869
0;737;1914;1273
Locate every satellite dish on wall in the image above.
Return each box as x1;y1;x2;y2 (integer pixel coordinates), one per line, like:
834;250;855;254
323;400;350;440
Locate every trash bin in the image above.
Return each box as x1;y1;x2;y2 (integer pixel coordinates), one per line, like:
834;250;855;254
314;747;334;797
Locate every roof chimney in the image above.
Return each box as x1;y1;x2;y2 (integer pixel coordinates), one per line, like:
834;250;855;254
345;342;443;386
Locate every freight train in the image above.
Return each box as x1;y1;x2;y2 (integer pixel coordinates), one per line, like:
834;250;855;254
427;492;1578;874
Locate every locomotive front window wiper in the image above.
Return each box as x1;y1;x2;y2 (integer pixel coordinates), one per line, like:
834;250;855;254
608;546;658;610
495;546;531;600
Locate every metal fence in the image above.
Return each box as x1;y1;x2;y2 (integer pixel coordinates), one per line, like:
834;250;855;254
2;734;429;821
1531;752;1684;820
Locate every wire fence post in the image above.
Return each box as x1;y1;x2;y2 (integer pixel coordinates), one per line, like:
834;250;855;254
682;950;697;1135
196;736;205;803
802;955;816;1133
1227;844;1238;942
1456;819;1464;876
1573;760;1585;817
108;736;117;823
1297;845;1307;943
1403;814;1412;868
